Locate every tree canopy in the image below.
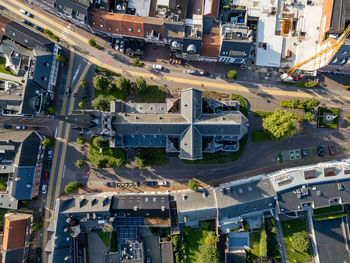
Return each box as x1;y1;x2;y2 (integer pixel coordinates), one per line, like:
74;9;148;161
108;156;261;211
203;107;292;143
188;179;199;191
205;232;219;246
93;75;111;91
134;156;145;169
78;101;86;109
226;70;237;80
291;231;309;253
136;77;147;93
56;54;67;65
42;138;53;147
198;244;221;263
92;96;110;111
75;160;84;168
262;109;298;141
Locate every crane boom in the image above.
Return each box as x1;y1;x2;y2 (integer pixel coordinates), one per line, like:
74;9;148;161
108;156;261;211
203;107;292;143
285;23;350;77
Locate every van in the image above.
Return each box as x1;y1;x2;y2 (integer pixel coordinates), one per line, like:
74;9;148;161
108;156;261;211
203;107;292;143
152;64;163;70
42;184;47;194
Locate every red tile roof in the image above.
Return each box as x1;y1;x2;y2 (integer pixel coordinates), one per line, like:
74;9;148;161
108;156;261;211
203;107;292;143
200;32;221;57
2;213;31;251
0;14;11;34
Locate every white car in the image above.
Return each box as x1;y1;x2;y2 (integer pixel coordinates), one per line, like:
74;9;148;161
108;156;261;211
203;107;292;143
152;64;163;70
16;125;26;130
158;181;168;186
42;184;47;194
47;150;53;159
19;9;27;14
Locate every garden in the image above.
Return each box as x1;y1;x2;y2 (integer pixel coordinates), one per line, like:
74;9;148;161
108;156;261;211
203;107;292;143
281;219;311;262
0;56;15;75
317;107;339;129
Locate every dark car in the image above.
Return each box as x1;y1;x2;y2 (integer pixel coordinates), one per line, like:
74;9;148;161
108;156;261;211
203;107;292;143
34;25;44;32
317;146;324;156
144;181;157;186
1;124;11;129
199;71;209;76
104;181;116;187
44;171;49;181
188;69;199;75
328;145;336;155
21;19;33;26
300;149;307;158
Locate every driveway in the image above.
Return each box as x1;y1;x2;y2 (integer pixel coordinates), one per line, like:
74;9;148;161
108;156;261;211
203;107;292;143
314;218;350;263
87;232;109;263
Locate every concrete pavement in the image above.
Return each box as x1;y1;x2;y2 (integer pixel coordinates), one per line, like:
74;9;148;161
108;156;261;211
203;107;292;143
0;72;25;82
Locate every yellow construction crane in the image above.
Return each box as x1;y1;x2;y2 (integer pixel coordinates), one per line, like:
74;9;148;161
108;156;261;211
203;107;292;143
281;23;350;80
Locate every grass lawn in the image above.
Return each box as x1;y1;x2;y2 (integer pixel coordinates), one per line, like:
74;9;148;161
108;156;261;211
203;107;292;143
139;85;168;103
95;88;123;102
0;179;6;190
139;148;168;166
281;219;311;262
202;90;230;100
0;56;15;76
183;227;213;263
97;232;110;248
183;153;228;164
252;131;271;142
249;231;261;258
231;134;248;161
313;205;343;215
88;136;125;168
317;107;339;128
110;231;118;252
313;212;347;221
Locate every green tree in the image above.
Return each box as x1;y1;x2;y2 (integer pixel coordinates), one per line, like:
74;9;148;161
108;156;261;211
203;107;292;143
290;98;300;109
136;77;147;93
88;38;96;47
75;160;84;168
92;96;110;111
64;181;82;193
226;70;237;80
94;137;105;148
78;101;87;109
95;156;107;169
302;98;320;110
77;137;86;145
48;106;57;114
93;75;111;91
260;230;268;257
134;156;145;169
115;76;130;95
80;80;87;88
205;232;219;246
42;138;53;147
132;58;144;67
198;244;221;263
188;179;199;191
291;231;309;253
56;54;67;65
262;109;298;141
302;112;315;122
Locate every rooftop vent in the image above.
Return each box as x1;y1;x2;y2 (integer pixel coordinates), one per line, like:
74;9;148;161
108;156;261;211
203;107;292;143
203;191;208;198
238;188;243;193
182;194;187;201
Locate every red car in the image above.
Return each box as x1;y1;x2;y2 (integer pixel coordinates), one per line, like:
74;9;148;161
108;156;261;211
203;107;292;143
328;145;336;156
44;172;49;181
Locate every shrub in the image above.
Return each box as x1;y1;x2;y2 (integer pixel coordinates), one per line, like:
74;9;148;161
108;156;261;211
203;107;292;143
253;110;273;117
172;235;180;252
42;138;53;147
64;181;82;193
92;96;110;111
188;179;199;191
226;70;237;80
80;80;87;88
88;38;102;49
48;106;57;114
243;220;250;231
75;160;84;168
205;232;219;246
231;94;248;117
280;100;290;108
304;80;318;88
132;58;144;67
198;244;221;263
78;101;86;109
44;29;59;41
290;98;300;109
32;221;43;232
134;156;145;169
77;137;86;145
95;156;107;169
302;112;315;122
302;98;320;111
291;231;309;252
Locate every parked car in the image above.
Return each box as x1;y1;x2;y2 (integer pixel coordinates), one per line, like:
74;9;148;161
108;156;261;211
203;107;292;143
301;149;307;158
20;9;27;14
48;150;53;159
120;40;125;53
144;181;157;186
26;11;34;18
328;145;336;155
115;39;120;50
42;184;47;194
188;69;199;75
104;181;116;187
317;145;325;156
44;172;49;181
21;19;33;26
199;71;209;76
33;25;44;32
158;181;168;186
152;64;164;70
16;125;26;130
1;124;11;129
66;87;71;97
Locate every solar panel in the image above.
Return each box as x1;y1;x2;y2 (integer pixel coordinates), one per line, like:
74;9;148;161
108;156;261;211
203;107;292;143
115;217;144;226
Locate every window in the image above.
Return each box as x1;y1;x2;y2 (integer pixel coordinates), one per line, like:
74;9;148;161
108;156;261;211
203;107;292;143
128;27;132;32
12;32;15;37
93;22;96;25
122;27;126;31
138;29;141;33
24;39;28;43
100;24;103;28
116;28;119;31
108;27;111;31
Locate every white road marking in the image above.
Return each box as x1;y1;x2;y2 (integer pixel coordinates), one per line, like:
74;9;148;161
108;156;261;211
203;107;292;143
72;64;81;84
62;164;66;178
54;127;58;138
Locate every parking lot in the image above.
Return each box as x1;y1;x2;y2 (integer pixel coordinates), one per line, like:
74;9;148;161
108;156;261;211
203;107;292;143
314;218;350;263
280;144;341;162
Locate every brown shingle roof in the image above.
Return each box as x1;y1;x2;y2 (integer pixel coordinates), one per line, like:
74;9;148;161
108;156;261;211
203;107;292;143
0;14;11;34
200;33;221;57
2;213;31;251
